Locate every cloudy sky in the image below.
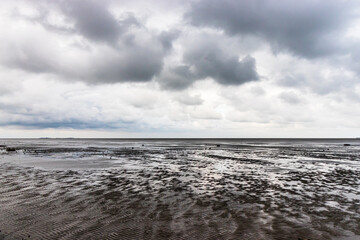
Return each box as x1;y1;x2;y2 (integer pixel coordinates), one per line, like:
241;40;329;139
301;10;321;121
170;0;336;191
1;0;360;138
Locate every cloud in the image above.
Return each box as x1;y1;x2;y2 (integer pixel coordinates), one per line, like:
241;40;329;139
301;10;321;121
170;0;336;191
273;54;360;95
189;106;222;120
59;0;126;44
173;92;203;106
158;29;181;52
0;119;125;129
0;0;179;84
279;91;302;104
3;38;59;74
88;43;165;83
158;38;259;90
0;79;154;131
1;0;360;137
184;41;259;84
187;0;357;58
157;65;196;90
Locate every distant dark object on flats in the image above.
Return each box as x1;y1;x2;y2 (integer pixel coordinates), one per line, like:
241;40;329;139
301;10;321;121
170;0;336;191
216;144;220;147
6;147;16;152
344;144;351;146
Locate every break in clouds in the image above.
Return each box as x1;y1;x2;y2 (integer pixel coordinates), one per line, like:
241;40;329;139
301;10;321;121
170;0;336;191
0;0;360;137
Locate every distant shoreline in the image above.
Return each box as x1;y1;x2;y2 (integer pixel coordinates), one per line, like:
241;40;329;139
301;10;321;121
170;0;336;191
0;137;359;140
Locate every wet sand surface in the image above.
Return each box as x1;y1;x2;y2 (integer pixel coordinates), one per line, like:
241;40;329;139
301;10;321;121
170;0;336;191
0;139;359;240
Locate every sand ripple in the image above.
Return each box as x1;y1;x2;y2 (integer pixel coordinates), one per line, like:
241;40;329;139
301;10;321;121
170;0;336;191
0;140;359;239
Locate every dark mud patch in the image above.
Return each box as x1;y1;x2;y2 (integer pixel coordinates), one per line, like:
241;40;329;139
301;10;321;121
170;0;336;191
0;139;359;239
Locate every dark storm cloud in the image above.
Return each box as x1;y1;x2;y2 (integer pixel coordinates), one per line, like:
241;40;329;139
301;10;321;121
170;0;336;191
159;29;181;52
5;36;167;84
184;43;259;85
91;45;164;83
57;0;170;83
158;65;196;90
95;30;180;83
187;0;357;58
20;0;138;43
158;41;259;90
1;0;181;84
4;0;260;88
59;0;123;44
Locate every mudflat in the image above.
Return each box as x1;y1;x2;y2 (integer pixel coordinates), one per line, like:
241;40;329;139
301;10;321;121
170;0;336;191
0;139;359;240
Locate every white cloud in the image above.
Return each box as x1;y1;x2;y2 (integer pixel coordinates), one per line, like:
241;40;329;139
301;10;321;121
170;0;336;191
0;0;360;137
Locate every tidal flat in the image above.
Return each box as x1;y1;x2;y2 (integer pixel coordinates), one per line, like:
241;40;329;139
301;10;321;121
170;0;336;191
0;139;359;240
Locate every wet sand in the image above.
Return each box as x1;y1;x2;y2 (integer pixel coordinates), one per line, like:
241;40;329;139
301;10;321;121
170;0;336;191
0;139;359;239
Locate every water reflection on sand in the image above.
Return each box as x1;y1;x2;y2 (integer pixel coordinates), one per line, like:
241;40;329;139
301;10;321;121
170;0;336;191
0;139;359;239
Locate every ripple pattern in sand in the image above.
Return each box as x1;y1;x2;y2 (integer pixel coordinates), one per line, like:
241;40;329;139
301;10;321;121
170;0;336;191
0;140;359;239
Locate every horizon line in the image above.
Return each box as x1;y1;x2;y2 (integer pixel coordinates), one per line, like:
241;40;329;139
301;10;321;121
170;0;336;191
1;137;359;140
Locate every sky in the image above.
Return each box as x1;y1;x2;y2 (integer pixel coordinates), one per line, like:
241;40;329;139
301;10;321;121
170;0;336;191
0;0;360;138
